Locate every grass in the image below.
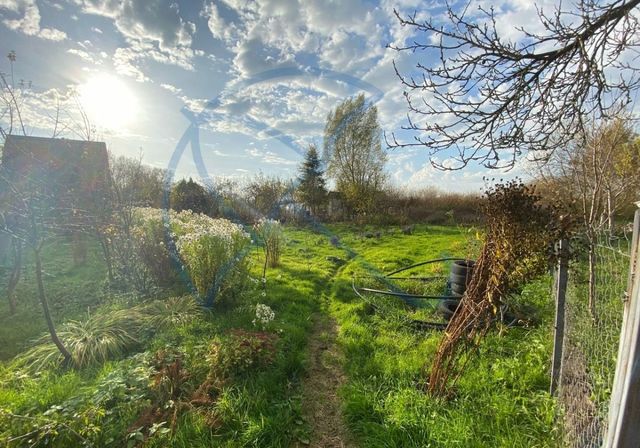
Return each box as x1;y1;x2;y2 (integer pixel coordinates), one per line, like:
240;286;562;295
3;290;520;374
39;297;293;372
0;238;109;360
0;223;561;447
324;224;559;447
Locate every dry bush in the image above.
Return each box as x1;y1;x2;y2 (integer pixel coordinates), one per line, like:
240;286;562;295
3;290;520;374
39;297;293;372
375;186;481;225
427;180;567;396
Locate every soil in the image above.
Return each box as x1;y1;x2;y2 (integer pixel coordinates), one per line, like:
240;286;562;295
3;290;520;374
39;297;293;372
297;313;353;448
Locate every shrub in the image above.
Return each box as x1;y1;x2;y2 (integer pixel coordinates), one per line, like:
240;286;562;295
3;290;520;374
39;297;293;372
376;186;481;225
244;174;289;220
131;208;251;301
172;210;251;299
170;178;216;215
208;329;278;378
254;218;284;268
131;209;177;287
1;353;156;447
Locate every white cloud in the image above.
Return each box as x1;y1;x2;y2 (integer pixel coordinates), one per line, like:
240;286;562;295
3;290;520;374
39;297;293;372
0;0;21;12
160;83;182;94
77;0;194;49
2;0;67;41
246;147;298;166
194;0;399;154
203;2;240;43
74;0;197;80
67;47;95;62
113;47;150;82
232;36;297;77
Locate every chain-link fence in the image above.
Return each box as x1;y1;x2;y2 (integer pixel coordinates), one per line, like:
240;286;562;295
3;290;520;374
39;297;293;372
556;226;634;447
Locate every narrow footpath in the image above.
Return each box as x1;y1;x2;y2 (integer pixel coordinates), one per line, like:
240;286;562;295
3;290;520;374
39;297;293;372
299;311;353;448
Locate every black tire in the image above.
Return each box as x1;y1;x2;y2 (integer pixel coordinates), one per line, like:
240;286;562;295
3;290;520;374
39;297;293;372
437;299;461;320
451;260;475;276
449;272;472;285
451;283;467;295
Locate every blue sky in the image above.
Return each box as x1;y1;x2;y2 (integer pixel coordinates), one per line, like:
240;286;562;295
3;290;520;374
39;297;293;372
0;0;551;192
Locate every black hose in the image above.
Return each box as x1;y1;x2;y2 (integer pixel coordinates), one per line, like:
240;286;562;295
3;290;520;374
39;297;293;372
385;275;447;282
357;287;459;300
351;278;448;331
384;257;465;277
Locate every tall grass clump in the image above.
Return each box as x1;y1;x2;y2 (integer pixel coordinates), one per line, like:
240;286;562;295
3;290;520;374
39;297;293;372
144;295;204;331
13;295;204;371
15;308;146;370
254;218;284;268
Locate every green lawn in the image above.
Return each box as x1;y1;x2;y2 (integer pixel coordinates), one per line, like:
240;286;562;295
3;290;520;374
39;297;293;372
0;224;560;447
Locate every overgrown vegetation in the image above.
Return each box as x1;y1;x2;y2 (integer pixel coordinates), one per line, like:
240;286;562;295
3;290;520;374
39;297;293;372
1;221;565;447
428;180;566;396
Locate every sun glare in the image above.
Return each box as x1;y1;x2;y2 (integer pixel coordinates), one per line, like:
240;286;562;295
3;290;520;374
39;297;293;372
78;74;138;130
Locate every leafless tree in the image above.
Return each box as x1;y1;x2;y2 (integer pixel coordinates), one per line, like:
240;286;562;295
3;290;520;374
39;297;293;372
104;152;168;290
0;51;104;341
0;167;95;363
535;117;639;318
388;0;640;169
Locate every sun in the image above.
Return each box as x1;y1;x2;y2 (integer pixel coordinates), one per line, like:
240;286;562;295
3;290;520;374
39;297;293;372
78;74;138;131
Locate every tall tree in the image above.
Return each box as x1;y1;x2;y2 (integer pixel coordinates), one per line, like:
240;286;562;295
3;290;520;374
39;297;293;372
109;153;166;209
389;0;640;169
324;94;386;215
296;144;327;217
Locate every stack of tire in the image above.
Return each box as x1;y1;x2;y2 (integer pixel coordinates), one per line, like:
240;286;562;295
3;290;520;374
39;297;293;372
438;259;475;321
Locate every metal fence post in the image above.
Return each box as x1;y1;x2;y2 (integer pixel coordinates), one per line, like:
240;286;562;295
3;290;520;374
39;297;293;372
550;238;569;396
605;205;640;447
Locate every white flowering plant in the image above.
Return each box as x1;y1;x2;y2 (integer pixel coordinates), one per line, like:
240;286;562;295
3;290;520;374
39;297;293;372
131;208;251;300
252;303;275;329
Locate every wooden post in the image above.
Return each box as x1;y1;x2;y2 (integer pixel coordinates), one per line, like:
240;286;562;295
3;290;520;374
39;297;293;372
605;205;640;447
550;239;569;395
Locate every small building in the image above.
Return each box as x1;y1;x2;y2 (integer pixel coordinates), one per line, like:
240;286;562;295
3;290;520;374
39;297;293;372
0;135;111;262
1;135;110;198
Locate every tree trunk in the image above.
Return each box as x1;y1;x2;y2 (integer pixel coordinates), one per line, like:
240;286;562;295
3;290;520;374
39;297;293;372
6;238;22;315
72;231;87;266
33;247;72;364
607;189;615;235
99;236;114;283
588;243;598;322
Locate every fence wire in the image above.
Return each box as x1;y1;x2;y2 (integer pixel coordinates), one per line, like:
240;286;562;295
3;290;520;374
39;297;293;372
558;226;633;447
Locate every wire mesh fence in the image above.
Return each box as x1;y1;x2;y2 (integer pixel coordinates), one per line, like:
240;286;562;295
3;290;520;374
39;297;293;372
557;226;634;447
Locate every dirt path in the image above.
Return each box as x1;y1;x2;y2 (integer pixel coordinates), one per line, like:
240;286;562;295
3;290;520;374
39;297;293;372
297;312;353;448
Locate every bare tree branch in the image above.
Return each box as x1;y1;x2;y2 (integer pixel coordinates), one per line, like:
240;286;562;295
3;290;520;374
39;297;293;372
388;0;640;169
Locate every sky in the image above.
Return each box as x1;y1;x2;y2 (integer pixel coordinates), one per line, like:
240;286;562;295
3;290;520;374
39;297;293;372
0;0;559;192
